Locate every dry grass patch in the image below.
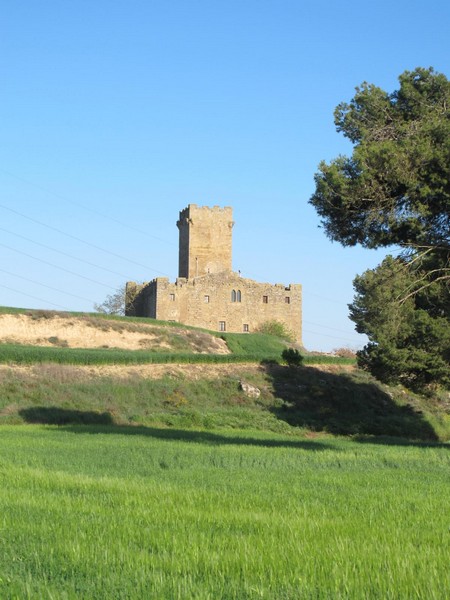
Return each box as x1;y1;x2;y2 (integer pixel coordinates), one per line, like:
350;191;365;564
0;313;229;354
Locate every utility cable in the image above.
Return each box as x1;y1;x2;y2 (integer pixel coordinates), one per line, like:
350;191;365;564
0;283;70;311
0;177;368;340
0;226;135;280
305;292;349;306
0;168;176;246
302;328;362;344
1;199;356;310
0;267;98;305
0;203;170;276
0;242;118;290
303;320;358;335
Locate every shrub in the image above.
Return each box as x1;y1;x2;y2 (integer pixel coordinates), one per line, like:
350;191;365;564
282;348;303;367
333;347;357;359
257;320;294;341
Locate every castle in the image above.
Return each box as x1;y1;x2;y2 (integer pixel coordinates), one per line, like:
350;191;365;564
125;204;302;343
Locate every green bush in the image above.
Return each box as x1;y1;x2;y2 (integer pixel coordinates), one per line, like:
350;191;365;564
257;320;294;341
282;348;303;366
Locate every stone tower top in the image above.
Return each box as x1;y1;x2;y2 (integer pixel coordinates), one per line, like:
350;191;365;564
176;204;234;279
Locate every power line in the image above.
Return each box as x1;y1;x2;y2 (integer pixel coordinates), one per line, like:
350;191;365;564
0;175;368;344
0;242;117;291
0;190;359;311
306;292;349;306
0;226;134;280
302;328;363;345
303;319;357;335
0;226;364;339
0;204;353;313
0;283;70;311
0;168;176;247
0;267;97;305
0;203;170;276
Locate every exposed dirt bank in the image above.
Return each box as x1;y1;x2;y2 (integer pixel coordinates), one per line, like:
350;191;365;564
0;362;355;381
0;313;229;354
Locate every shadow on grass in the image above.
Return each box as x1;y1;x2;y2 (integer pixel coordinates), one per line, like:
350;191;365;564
19;407;114;426
18;407;333;450
266;364;440;442
351;435;448;448
17;364;444;447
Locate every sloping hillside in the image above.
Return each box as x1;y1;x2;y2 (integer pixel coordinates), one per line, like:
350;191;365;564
0;311;229;353
0;308;448;441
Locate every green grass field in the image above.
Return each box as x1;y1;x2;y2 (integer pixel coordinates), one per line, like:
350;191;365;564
1;362;447;440
1;307;449;597
0;340;354;366
0;426;449;599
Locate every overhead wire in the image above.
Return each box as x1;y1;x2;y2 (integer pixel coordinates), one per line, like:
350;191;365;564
0;267;98;305
1;173;352;307
302;329;362;345
303;320;358;335
0;242;118;290
0;172;366;345
0;226;137;281
0;283;71;311
0;203;170;276
0;168;176;247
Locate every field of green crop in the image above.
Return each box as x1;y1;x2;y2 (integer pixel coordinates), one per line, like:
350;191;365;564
0;341;355;366
0;425;448;599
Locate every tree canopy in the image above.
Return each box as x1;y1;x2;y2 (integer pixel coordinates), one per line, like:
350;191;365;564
310;67;450;253
310;68;450;389
349;256;450;388
93;286;125;316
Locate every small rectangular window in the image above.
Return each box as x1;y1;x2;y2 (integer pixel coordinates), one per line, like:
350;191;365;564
243;324;249;332
263;295;268;304
285;296;290;304
169;293;175;301
204;295;210;303
219;321;226;332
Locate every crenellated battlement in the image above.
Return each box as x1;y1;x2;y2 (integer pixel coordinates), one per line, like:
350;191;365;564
125;205;302;343
177;204;234;279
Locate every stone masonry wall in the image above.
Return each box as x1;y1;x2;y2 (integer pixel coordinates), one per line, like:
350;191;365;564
177;204;234;278
131;272;302;343
125;204;302;344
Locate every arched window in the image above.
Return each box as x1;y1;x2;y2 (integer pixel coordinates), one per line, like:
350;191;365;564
231;290;237;302
237;290;241;302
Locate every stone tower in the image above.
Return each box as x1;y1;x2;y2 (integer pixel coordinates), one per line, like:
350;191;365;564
177;204;234;279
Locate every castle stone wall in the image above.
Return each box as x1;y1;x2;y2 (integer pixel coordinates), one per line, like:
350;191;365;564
129;272;302;343
125;281;149;317
177;204;234;278
126;204;302;344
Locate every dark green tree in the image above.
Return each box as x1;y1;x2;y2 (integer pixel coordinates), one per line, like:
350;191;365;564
310;67;450;388
349;256;450;388
310;67;450;252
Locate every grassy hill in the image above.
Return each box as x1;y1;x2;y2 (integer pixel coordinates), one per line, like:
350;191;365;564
1;308;449;598
0;307;448;441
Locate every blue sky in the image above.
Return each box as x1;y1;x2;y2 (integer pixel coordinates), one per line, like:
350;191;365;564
1;1;449;351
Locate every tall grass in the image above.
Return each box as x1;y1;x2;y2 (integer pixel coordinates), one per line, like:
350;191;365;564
0;426;448;599
0;306;355;365
221;331;287;355
0;342;354;366
0;343;277;365
1;360;445;440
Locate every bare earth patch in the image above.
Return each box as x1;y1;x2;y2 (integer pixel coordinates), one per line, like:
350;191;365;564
0;362;354;382
0;314;229;354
